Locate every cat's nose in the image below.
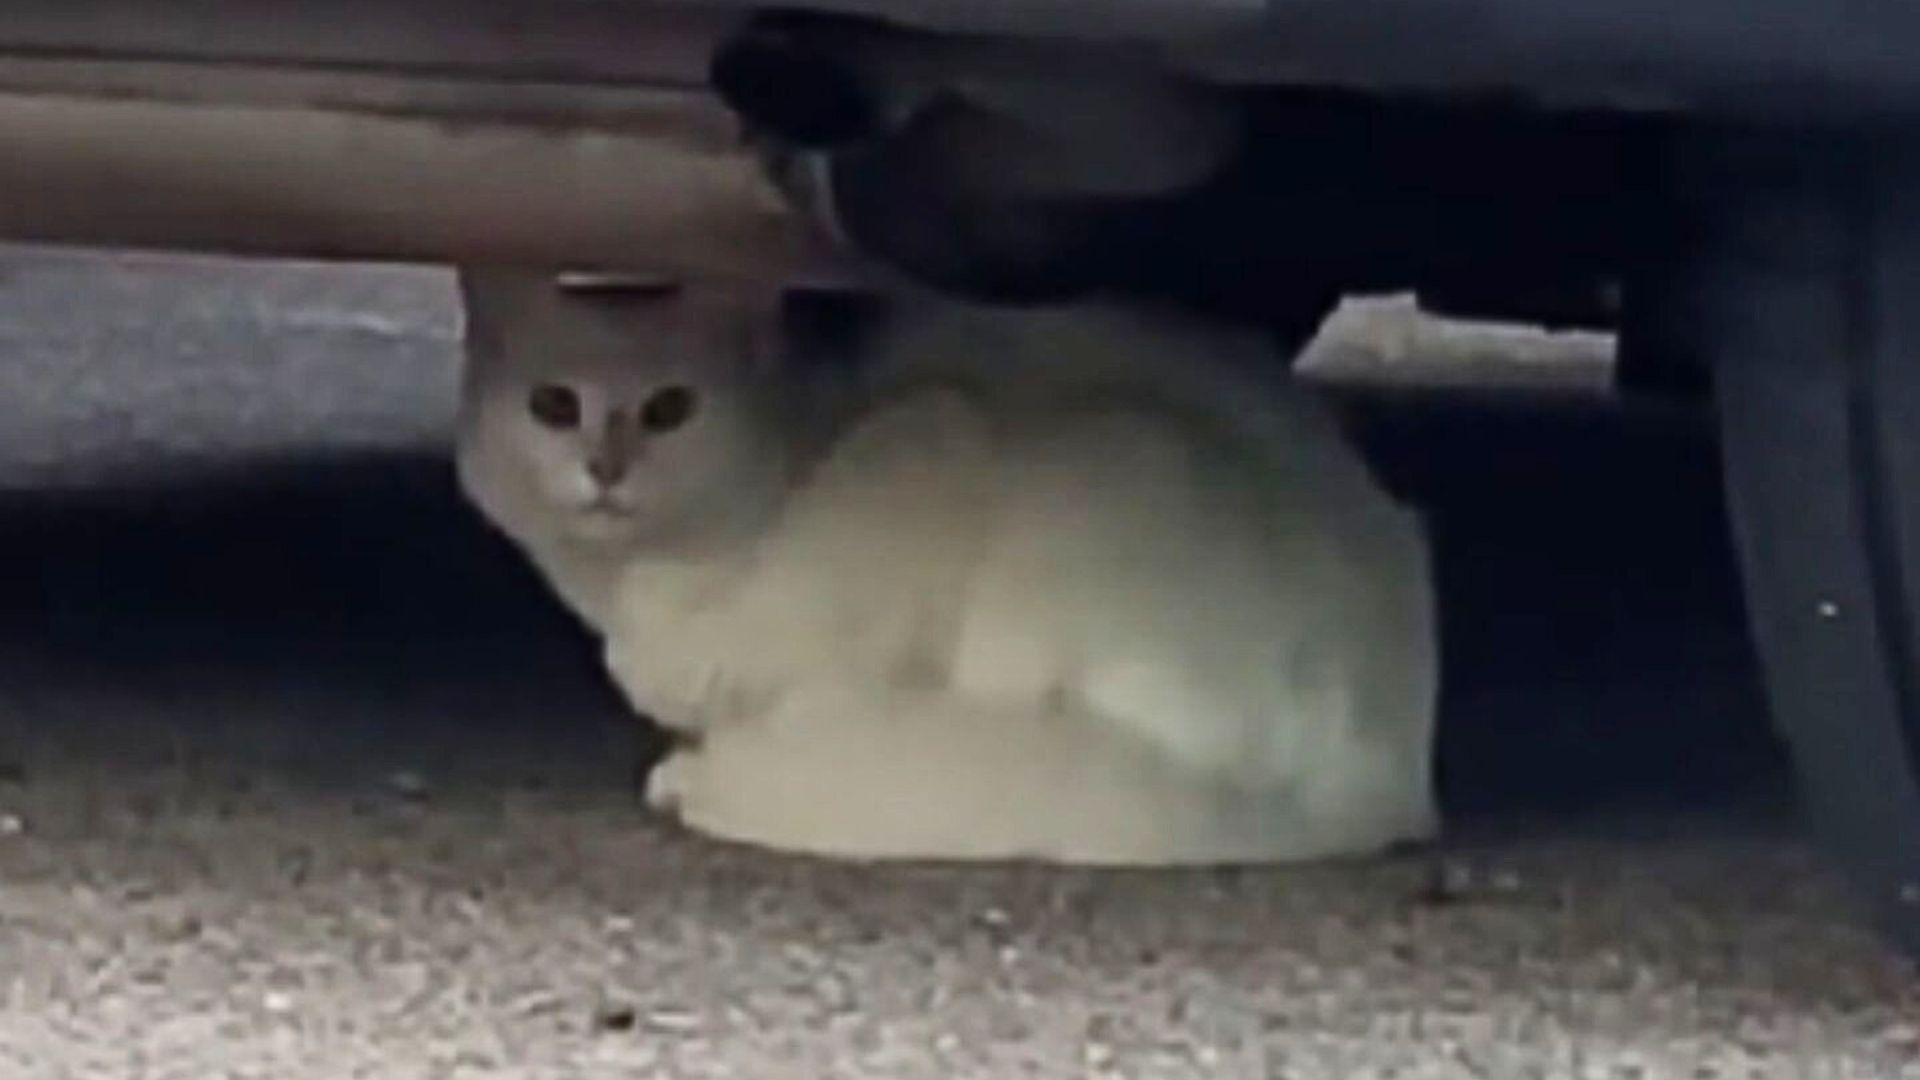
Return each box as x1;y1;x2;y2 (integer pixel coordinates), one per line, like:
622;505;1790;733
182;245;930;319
588;414;634;487
587;453;628;487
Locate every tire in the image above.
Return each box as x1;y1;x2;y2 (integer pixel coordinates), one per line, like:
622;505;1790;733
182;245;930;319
1660;128;1920;952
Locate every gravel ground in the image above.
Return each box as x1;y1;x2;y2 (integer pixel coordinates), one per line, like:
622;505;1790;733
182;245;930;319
0;244;1911;1078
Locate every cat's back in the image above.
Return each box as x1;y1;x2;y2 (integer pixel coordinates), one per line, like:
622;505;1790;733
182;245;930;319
829;298;1424;618
749;382;1003;636
868;296;1394;500
867;296;1279;406
982;378;1425;634
778;303;1428;690
789;381;999;525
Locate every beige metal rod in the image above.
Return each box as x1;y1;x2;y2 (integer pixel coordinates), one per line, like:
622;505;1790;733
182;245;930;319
0;83;841;276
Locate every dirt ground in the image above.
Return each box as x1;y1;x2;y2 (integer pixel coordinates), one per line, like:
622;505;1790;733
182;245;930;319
0;245;1912;1078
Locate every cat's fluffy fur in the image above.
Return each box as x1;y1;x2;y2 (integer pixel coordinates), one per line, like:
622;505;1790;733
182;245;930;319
455;270;1438;865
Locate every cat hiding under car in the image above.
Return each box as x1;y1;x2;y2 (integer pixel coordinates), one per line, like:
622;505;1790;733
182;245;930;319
453;267;1437;865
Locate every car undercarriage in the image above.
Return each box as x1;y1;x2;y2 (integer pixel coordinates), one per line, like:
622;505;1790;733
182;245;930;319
2;0;1918;953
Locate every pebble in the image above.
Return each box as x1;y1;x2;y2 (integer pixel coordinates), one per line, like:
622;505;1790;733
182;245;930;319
384;771;428;800
643;1007;703;1034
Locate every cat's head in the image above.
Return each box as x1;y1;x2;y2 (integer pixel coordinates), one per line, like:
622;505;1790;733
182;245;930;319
456;267;805;549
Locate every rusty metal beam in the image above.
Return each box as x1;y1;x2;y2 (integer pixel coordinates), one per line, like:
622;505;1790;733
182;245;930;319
0;1;1189;272
0;61;862;276
0;2;879;275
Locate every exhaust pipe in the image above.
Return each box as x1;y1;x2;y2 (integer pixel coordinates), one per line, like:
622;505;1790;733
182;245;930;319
0;72;845;278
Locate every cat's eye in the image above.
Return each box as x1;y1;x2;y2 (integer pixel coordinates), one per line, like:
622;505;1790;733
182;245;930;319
527;384;582;430
640;385;697;433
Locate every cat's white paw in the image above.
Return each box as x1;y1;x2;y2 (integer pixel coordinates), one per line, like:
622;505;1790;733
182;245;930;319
643;689;1427;866
605;558;806;730
644;748;700;812
602;635;691;728
604;631;782;734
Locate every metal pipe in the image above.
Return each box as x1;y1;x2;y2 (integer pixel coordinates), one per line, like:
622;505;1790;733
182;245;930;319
0;80;844;276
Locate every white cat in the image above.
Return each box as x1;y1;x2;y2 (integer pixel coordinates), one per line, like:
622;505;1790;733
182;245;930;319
456;269;1438;865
